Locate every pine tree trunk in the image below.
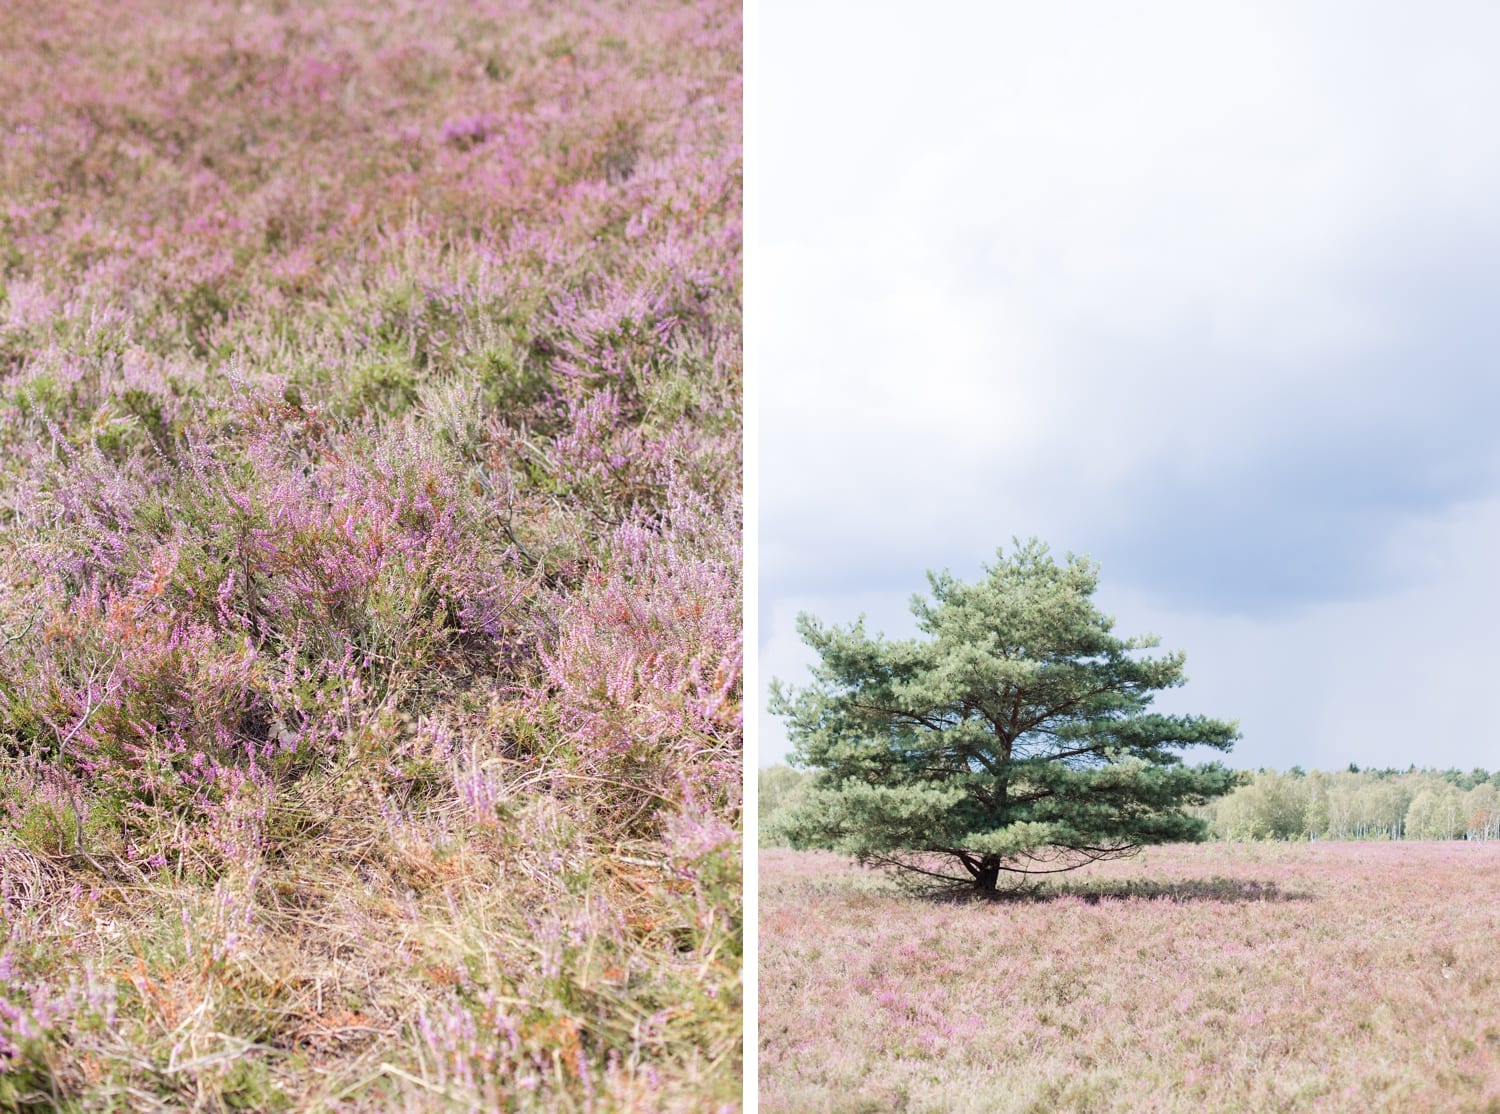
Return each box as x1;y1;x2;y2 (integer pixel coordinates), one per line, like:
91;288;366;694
975;856;1001;894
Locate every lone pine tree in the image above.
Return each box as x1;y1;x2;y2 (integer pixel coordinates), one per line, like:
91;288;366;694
769;540;1240;894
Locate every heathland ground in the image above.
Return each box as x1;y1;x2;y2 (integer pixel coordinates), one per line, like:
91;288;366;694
760;843;1500;1113
0;1;741;1108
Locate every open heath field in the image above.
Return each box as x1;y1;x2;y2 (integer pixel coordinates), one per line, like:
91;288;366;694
0;0;740;1109
760;843;1500;1114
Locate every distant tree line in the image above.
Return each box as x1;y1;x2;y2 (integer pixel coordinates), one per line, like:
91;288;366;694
758;765;816;847
1192;766;1500;842
759;765;1500;846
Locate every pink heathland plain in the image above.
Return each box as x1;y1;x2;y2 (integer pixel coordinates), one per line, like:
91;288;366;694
761;842;1500;1113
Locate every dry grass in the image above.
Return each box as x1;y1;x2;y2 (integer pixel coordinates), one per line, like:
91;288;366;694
760;842;1500;1113
4;750;740;1111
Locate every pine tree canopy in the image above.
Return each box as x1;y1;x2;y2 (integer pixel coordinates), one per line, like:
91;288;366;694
769;539;1240;893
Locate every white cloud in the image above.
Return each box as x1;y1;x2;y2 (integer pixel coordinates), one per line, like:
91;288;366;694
763;0;1500;502
759;0;1500;770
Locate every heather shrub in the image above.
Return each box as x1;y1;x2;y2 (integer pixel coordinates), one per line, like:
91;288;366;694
0;0;740;1106
0;930;117;1108
1;408;528;858
525;482;742;836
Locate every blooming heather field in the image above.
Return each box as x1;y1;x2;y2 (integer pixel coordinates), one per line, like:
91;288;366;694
761;844;1500;1113
0;1;739;1109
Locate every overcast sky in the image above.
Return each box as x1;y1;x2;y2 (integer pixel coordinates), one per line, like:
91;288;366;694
757;1;1500;772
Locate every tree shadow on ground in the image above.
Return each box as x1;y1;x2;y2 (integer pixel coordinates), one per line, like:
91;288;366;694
931;876;1315;905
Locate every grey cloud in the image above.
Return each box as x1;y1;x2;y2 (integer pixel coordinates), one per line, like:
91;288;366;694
758;0;1500;772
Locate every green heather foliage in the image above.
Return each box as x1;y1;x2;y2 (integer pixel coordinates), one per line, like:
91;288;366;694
0;0;741;1107
770;540;1239;893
